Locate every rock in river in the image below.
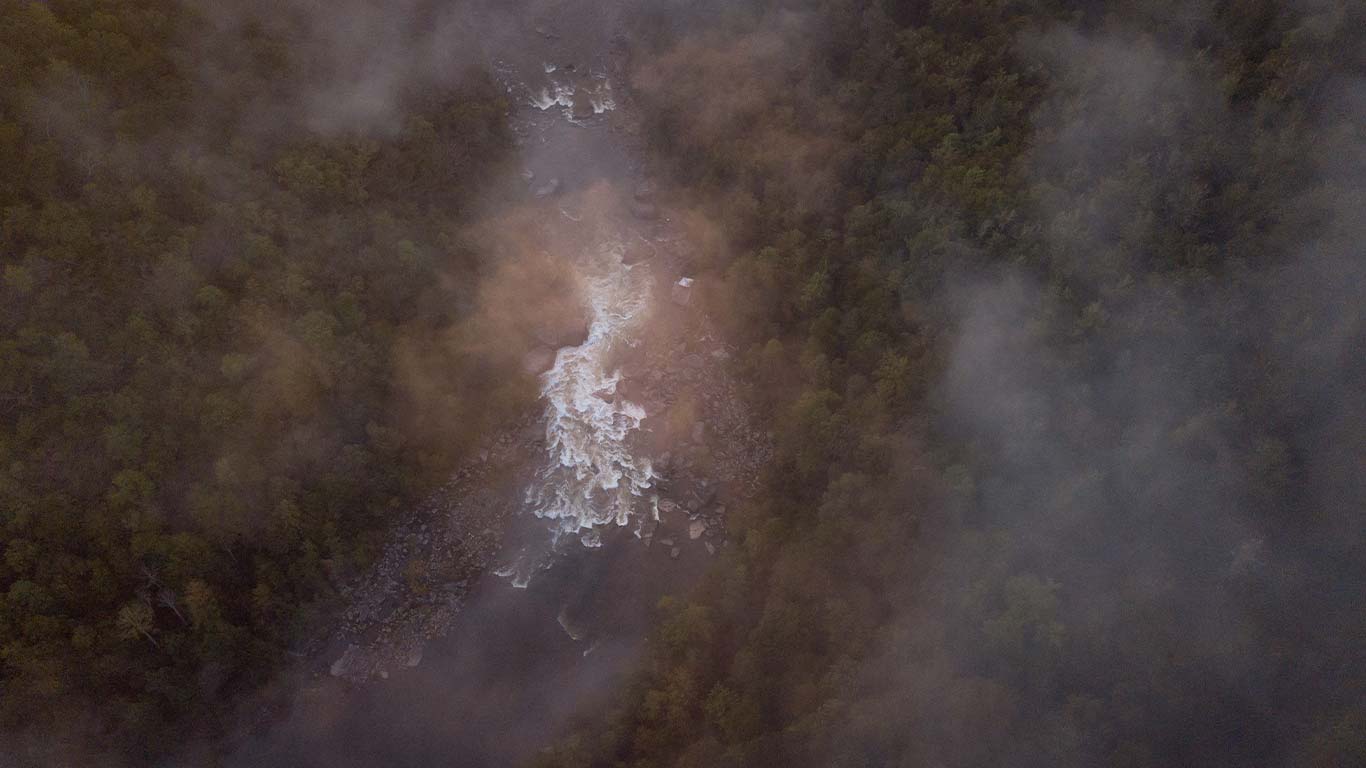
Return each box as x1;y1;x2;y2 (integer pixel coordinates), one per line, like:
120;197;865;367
672;277;694;306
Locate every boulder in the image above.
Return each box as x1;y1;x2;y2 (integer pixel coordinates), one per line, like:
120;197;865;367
671;277;694;306
639;516;659;541
572;97;596;120
330;644;360;678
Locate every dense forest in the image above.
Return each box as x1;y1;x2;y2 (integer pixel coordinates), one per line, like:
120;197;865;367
1;0;1362;766
0;0;526;760
536;1;1364;767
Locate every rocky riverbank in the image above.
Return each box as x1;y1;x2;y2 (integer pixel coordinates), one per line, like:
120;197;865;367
319;416;538;682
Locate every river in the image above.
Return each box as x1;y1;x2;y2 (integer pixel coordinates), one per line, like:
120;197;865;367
228;3;764;765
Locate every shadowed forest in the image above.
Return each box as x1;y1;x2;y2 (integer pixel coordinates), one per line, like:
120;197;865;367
0;0;528;758
0;1;1362;766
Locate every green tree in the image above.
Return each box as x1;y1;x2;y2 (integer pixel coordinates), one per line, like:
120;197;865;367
116;601;157;648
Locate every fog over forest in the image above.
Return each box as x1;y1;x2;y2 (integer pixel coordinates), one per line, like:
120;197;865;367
0;1;1360;767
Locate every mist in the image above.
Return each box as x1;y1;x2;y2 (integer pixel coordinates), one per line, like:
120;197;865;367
835;14;1365;768
1;1;1361;766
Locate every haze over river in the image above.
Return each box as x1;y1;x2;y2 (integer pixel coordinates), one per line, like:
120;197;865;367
231;3;732;765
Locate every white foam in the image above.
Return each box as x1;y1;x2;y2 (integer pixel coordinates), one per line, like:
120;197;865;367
529;242;654;532
531;82;575;112
506;242;656;585
588;78;616;115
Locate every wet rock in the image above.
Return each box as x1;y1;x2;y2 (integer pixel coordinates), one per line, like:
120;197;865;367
572;98;597;120
639;516;659;541
672;276;696;304
705;542;715;555
669;547;680;559
330;644;360;678
533;178;562;199
558;606;586;641
689;520;705;540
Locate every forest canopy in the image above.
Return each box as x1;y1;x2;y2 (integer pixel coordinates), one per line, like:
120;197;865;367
536;1;1365;766
0;0;1362;766
0;0;523;758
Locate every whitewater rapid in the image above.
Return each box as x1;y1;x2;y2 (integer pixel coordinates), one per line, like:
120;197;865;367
491;44;640;587
529;65;617;121
501;240;657;586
